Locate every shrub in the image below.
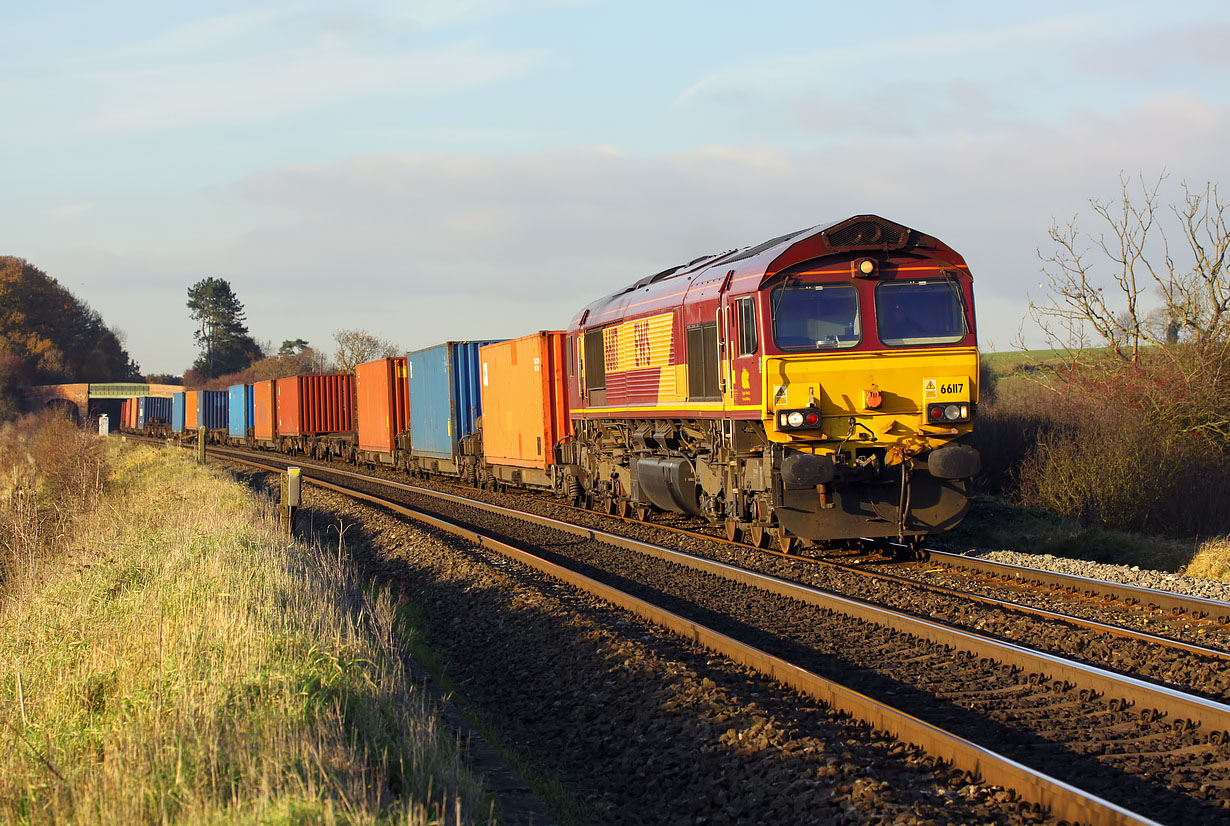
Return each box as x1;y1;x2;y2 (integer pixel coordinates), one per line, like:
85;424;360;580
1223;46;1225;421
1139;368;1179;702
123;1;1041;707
979;347;1230;538
0;411;108;585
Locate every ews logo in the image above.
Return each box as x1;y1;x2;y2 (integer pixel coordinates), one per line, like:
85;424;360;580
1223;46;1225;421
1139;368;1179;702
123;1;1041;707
633;320;652;367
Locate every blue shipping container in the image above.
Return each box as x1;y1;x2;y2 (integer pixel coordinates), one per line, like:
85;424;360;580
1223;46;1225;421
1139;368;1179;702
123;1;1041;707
228;384;254;438
407;340;500;461
198;389;229;430
172;392;186;433
138;396;172;429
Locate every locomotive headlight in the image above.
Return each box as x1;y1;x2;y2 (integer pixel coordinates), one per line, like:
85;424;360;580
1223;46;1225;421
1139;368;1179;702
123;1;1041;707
787;412;805;427
943;404;962;421
851;257;878;278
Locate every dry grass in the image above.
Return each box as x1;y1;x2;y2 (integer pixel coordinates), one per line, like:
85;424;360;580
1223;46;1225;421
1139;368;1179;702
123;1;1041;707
1185;536;1230;582
1;412;108;586
0;441;489;825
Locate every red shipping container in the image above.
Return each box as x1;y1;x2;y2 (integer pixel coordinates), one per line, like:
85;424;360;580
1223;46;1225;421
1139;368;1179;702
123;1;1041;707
277;374;355;437
356;357;408;454
479;332;570;470
253;380;276;441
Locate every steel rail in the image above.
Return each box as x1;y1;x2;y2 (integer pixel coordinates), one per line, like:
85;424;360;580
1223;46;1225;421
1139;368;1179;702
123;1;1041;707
209;445;1230;732
924;549;1230;623
217;450;1165;826
173;434;1230;637
822;561;1230;662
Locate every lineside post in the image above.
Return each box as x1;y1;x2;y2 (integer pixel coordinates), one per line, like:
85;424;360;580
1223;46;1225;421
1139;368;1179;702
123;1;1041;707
197;426;206;464
280;467;301;537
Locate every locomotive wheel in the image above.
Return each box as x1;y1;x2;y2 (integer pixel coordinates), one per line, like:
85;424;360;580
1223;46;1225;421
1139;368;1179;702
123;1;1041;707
749;524;770;549
776;530;796;555
724;519;742;543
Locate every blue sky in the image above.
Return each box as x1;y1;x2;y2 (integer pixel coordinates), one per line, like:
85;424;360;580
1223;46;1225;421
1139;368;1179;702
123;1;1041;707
4;1;1230;374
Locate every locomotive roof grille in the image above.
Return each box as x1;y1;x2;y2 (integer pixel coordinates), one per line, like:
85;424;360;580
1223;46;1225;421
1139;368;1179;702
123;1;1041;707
719;228;811;266
823;219;909;251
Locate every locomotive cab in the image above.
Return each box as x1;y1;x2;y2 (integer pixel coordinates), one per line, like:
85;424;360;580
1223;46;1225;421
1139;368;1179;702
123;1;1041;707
758;249;981;544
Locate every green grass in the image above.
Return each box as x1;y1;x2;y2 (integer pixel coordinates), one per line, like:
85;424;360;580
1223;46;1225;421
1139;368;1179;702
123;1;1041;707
0;441;489;825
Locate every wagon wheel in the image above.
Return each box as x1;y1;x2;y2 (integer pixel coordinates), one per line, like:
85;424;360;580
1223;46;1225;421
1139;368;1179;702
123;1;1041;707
617;499;630;518
605;497;618;516
724;519;742;543
776;530;796;555
634;505;651;522
749;523;770;549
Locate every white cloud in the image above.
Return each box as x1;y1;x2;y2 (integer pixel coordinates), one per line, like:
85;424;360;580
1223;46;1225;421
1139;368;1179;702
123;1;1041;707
4;41;542;141
38;89;1230;373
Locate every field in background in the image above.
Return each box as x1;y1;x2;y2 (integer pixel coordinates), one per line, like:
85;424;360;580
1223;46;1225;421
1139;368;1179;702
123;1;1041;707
0;431;489;825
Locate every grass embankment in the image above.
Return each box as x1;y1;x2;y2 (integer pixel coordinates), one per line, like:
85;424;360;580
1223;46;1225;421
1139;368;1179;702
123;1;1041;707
1;438;488;825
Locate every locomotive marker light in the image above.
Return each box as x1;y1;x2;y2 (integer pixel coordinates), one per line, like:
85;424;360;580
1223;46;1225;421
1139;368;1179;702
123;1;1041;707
927;402;970;423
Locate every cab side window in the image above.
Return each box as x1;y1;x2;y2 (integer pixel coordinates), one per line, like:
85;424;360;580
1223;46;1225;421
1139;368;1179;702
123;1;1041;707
735;297;757;356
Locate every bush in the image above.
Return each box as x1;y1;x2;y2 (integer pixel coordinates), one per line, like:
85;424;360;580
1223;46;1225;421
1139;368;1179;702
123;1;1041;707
0;411;109;585
978;346;1230;538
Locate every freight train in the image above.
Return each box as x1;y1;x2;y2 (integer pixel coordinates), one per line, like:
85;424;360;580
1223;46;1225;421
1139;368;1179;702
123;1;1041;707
121;215;981;553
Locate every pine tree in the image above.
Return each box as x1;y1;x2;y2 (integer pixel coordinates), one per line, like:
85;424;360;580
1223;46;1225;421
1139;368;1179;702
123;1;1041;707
186;278;262;378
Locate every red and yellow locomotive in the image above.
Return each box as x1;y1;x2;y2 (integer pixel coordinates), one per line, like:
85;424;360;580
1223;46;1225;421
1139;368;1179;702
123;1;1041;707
564;214;981;551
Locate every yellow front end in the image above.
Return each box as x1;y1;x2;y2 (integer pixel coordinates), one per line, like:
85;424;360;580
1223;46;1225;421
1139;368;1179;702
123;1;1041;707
762;347;979;462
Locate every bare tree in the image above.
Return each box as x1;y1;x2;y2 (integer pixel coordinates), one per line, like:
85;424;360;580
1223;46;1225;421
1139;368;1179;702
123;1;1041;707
332;328;400;374
1031;172;1230;362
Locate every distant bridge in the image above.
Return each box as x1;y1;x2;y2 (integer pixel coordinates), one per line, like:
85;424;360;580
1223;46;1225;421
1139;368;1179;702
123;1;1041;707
22;382;183;419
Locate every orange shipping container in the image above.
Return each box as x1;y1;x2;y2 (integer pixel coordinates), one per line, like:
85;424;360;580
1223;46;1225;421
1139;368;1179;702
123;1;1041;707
479;332;569;470
356;357;408;454
253;380;276;441
185;391;199;430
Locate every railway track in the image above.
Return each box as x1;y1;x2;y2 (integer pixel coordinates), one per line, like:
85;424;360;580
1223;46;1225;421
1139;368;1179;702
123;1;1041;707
199;443;1230;824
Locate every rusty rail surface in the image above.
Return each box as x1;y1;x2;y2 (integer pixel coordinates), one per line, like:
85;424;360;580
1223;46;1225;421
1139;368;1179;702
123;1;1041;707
924;549;1230;622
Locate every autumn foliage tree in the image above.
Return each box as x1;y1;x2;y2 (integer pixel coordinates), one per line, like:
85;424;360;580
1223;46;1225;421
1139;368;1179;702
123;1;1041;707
0;256;141;385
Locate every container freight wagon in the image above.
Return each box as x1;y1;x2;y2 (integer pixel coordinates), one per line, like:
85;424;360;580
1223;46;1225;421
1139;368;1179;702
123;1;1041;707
355;357;408;464
185;391;199;431
478;332;570;490
119;398;138;431
197;390;230;441
275;374;356;459
252;380;276;446
228;384;254;440
171;392;186;434
138;396;172;433
406;340;500;479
